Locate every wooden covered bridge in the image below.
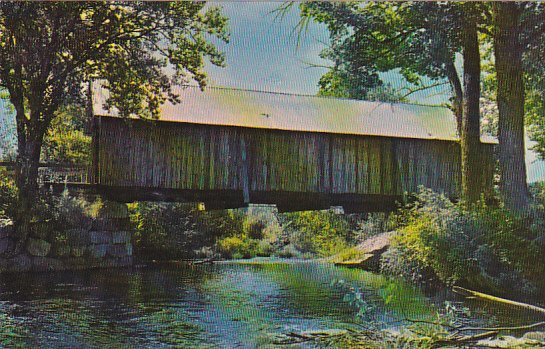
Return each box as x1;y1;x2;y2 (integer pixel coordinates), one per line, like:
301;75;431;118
84;85;496;212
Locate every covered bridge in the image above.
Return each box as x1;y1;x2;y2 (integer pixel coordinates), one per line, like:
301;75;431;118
91;85;496;212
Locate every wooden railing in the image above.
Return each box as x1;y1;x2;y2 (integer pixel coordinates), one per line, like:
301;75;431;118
0;161;91;185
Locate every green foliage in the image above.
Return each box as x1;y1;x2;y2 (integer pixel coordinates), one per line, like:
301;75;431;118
216;235;262;260
274;243;305;259
0;169;16;219
216;216;273;259
333;280;378;323
317;70;407;103
0;2;228;120
382;188;545;296
42;105;91;164
525;88;545;159
49;191;95;229
242;217;266;240
129;202;246;260
330;246;369;264
297;2;468;102
354;212;394;243
0;3;229;230
522;25;545;160
284;210;354;257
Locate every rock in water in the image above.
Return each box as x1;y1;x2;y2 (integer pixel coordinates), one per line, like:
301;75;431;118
334;231;395;272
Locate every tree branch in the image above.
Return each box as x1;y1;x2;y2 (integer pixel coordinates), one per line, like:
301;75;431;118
399;81;450;99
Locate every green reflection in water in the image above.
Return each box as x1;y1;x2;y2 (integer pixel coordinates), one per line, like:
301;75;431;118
0;260;530;348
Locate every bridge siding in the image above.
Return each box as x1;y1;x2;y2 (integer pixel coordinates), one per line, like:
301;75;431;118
95;117;494;205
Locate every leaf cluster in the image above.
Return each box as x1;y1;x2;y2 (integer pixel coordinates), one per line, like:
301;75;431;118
0;1;228;126
298;2;471;100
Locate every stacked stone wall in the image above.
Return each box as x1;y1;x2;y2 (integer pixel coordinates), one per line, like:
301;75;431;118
0;201;133;273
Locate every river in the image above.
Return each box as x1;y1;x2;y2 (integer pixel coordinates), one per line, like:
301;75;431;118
0;260;540;348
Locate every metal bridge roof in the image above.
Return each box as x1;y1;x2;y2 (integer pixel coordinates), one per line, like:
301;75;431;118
92;84;496;143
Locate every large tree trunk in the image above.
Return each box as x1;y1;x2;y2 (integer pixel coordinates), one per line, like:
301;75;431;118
493;3;530;213
12;133;43;255
461;15;484;204
445;60;464;137
8;93;47;256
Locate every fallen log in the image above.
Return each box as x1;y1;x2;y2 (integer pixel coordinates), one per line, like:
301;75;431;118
455;321;545;333
190;258;215;265
432;331;499;348
453;286;545;315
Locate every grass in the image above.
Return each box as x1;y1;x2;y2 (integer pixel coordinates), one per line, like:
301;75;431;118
329;246;371;264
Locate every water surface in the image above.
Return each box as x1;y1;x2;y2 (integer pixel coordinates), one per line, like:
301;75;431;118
0;260;539;348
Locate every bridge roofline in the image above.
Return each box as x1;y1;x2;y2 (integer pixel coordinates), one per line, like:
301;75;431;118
92;83;498;144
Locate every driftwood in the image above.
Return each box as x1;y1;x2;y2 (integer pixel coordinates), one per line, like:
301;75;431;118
280;287;545;348
190;258;215;265
455;321;545;333
401;286;545;348
453;286;545;315
432;331;499;348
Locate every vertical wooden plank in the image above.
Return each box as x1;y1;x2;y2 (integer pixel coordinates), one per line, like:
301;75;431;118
167;124;174;188
394;139;406;195
240;133;250;204
331;136;338;193
368;139;381;194
251;131;260;192
381;138;393;195
210;128;215;190
361;139;370;194
406;140;417;193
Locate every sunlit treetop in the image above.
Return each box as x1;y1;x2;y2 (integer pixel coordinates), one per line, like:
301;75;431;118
0;1;229;121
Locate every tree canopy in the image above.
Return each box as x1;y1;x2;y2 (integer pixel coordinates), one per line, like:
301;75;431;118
0;1;228;253
294;1;545;211
296;2;467;113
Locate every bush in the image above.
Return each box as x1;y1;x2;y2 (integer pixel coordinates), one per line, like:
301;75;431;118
284;210;354;257
50;191;95;229
42;105;91;165
381;187;545;296
0;169;17;219
353;212;393;243
215;216;274;259
330;246;369;264
274;243;305;259
129;202;246;260
243;217;266;239
217;235;251;259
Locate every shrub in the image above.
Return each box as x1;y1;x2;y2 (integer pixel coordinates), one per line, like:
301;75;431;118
330;246;369;264
50;190;95;229
256;239;273;256
216;235;249;259
129;202;246;260
353;212;393;243
381;187;545;296
215;232;274;259
0;169;16;219
274;243;304;259
284;210;354;257
243;217;266;239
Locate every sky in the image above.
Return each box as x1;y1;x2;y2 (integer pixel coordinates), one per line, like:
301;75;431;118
204;2;330;96
204;2;453;105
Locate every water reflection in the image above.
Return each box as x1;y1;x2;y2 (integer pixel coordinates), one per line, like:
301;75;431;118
0;261;539;348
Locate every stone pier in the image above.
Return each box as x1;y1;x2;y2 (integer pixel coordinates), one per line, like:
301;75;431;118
0;201;133;273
